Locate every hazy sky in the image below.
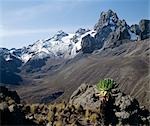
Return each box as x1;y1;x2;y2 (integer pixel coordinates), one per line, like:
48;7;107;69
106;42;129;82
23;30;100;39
0;0;149;49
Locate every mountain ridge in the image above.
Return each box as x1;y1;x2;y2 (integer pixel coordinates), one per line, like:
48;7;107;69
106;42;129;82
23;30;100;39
1;9;149;64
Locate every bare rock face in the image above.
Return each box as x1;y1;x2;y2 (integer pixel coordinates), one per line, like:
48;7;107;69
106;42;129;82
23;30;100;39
75;28;89;36
139;19;150;40
130;24;141;35
83;10;150;52
94;9;119;32
130;20;150;40
95;26;112;49
69;84;101;110
81;34;96;53
79;10;150;55
93;10;132;50
0;86;36;125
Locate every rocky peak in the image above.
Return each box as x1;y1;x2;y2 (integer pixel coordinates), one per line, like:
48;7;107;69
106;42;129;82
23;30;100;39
116;19;128;28
52;30;69;41
139;19;150;40
34;40;44;45
75;28;89;36
0;48;9;54
94;9;119;31
81;34;96;53
93;10;139;50
130;24;141;35
139;19;150;32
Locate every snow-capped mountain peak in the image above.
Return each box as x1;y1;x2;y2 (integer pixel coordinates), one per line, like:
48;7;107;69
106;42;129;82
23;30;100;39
8;29;96;63
2;10;148;64
51;30;69;41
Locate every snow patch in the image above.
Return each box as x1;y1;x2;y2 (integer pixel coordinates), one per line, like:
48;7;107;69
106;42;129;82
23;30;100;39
5;55;12;61
110;26;116;31
71;30;96;56
128;30;138;40
8;29;96;62
21;54;32;63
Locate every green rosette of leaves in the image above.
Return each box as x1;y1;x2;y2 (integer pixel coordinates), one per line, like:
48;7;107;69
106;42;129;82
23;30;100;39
96;78;114;97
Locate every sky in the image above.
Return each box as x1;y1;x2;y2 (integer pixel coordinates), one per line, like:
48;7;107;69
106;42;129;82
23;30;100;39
0;0;149;49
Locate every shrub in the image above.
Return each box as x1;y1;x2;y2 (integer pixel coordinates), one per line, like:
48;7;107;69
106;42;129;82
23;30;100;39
96;78;115;97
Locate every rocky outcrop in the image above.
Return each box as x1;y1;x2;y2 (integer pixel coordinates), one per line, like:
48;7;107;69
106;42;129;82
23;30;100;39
103;21;131;49
139;19;150;40
75;28;89;36
80;10;150;52
94;26;112;49
0;86;36;125
69;84;101;110
81;34;96;53
70;83;150;125
0;86;20;104
130;24;141;35
93;10;132;50
94;9;119;32
130;19;150;40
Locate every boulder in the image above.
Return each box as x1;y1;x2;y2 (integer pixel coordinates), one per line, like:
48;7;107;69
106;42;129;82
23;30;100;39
70;84;102;110
0;86;20;104
0;102;8;111
8;104;16;112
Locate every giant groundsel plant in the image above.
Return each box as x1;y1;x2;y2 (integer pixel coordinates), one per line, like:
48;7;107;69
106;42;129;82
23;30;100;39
96;78;115;97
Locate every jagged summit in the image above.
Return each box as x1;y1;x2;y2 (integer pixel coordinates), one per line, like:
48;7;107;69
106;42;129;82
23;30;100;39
1;9;149;63
94;9;119;31
75;28;90;36
51;30;69;41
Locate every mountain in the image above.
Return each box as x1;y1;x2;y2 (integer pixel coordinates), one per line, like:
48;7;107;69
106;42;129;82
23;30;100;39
1;10;149;64
8;29;95;63
0;10;150;110
13;38;149;110
0;48;22;84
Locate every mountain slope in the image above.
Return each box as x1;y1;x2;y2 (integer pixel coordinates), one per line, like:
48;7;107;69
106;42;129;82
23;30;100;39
0;48;23;85
0;10;149;77
13;38;150;110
